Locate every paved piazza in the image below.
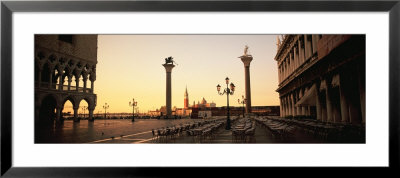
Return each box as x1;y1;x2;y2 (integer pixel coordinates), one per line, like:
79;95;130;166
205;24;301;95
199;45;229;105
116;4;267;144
35;117;326;144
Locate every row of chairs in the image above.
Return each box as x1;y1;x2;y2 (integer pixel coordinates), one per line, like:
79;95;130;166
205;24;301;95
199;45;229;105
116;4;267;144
232;117;256;143
186;121;225;143
265;117;365;143
151;118;226;143
255;117;296;139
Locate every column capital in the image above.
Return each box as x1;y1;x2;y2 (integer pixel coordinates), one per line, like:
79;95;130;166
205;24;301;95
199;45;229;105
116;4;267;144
89;73;96;82
239;55;253;67
163;64;175;72
73;105;80;110
82;75;88;81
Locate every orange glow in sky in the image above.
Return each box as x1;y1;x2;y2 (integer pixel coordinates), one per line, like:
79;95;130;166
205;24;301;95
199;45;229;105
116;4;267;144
67;35;280;114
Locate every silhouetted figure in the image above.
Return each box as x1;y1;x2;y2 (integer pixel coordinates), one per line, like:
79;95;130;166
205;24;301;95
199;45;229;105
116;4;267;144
102;132;104;136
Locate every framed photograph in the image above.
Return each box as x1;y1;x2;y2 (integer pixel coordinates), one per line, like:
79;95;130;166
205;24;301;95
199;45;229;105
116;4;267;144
2;0;399;176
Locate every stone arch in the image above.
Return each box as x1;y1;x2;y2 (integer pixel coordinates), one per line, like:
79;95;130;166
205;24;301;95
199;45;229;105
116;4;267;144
78;96;94;110
77;97;92;119
62;95;77;108
61;96;76;120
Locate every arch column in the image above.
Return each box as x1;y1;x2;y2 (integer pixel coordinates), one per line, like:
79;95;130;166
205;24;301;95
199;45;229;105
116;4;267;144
289;97;292;116
48;66;54;89
90;72;96;94
325;80;333;122
83;75;88;93
73;106;80;122
90;79;95;93
75;74;80;92
296;91;301;116
291;93;296;116
280;98;283;117
287;96;290;116
339;80;349;123
58;70;64;91
55;105;62;123
67;75;72;91
316;83;322;121
283;97;286;116
300;88;306;115
88;107;94;122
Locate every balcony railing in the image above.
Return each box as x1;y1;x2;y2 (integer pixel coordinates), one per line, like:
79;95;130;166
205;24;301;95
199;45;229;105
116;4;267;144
35;82;92;93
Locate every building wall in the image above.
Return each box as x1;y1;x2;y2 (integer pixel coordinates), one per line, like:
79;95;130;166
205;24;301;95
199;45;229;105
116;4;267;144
35;35;98;125
275;35;365;126
35;35;98;62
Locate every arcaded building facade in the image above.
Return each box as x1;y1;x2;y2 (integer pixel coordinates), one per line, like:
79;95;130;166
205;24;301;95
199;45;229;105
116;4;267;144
35;35;98;126
275;35;365;126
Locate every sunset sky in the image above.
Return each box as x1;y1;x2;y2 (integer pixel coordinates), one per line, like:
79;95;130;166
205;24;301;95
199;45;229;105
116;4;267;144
66;35;280;114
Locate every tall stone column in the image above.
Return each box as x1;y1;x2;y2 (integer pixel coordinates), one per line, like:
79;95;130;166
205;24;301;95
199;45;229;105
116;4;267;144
55;106;62;123
288;96;292;116
311;35;319;54
73;106;79;122
357;64;366;124
88;108;94;122
163;63;175;118
316;84;322;121
280;98;283;117
291;93;296;116
282;97;287;117
239;55;253;113
298;37;304;65
325;84;333;123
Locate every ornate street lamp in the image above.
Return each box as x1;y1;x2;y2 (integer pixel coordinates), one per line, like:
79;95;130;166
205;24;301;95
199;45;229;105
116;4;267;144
238;95;247;118
129;98;138;122
82;106;88;119
103;103;109;119
217;77;235;130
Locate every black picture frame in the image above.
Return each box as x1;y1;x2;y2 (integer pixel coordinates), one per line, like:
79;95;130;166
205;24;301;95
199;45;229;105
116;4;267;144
1;0;399;177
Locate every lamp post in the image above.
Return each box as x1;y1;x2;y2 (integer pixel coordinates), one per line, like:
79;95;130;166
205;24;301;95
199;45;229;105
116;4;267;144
82;106;88;119
238;95;247;118
129;98;138;122
103;103;109;120
217;77;235;130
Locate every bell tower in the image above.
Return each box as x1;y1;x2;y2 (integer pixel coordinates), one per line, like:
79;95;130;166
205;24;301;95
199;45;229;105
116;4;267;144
184;86;189;109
